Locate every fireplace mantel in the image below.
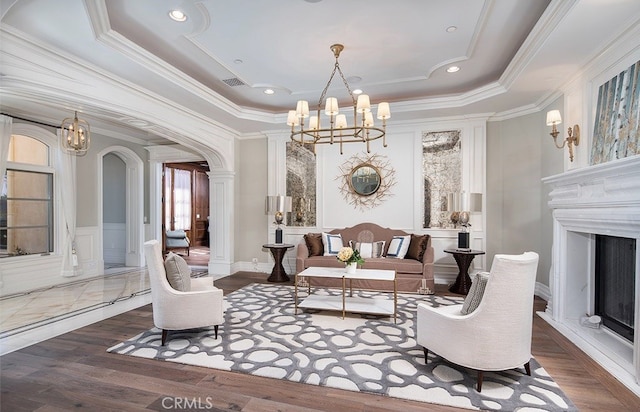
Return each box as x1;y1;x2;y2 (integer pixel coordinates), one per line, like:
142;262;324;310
541;155;640;396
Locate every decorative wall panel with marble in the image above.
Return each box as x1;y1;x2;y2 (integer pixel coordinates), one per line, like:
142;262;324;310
286;142;316;227
422;130;461;228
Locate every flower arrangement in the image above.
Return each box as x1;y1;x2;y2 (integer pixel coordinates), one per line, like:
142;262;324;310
336;246;364;265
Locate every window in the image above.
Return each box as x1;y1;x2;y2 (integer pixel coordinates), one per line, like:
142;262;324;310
164;166;192;231
1;135;54;258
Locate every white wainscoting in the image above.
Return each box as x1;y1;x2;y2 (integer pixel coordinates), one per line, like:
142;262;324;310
103;223;126;265
0;226;103;296
76;226;102;277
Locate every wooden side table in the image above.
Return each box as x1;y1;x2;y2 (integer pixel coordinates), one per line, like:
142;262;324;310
444;249;486;295
263;243;294;282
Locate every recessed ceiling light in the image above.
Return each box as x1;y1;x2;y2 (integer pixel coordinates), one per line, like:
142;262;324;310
169;10;187;22
264;89;275;95
447;66;460;73
446;26;457;33
233;59;243;64
352;89;363;95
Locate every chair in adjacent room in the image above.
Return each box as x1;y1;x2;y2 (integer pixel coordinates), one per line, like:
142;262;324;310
165;229;190;256
416;251;539;392
144;239;224;345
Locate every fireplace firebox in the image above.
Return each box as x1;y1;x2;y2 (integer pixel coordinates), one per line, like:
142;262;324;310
595;235;636;342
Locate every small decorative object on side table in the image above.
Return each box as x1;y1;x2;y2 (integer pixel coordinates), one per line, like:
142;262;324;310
444;249;486;295
263;243;294;282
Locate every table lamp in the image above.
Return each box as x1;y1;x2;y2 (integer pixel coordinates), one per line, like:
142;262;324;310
457;192;482;250
265;195;292;243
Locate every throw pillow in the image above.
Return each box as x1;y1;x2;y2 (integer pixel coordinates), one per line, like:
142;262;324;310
386;235;411;258
460;272;490;315
304;233;324;257
322;232;344;256
405;234;430;261
351;240;386;258
164;252;192;291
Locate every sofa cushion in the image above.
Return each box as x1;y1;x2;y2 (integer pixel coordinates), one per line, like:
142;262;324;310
460;272;490;314
304;233;324;257
363;257;423;273
351;240;385;258
164;252;191;291
405;234;429;261
386;235;411;258
322;232;344;256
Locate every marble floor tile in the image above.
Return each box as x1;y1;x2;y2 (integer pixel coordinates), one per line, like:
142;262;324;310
0;267;152;355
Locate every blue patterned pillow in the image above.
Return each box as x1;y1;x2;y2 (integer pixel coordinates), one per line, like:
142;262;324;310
322;232;344;256
386;235;410;258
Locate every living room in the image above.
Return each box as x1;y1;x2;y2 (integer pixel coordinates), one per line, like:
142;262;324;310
1;0;640;410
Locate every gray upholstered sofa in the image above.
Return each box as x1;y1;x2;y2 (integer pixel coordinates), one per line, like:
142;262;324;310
295;222;435;293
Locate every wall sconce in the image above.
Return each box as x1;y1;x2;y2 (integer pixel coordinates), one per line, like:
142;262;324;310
265;195;292;244
546;110;580;162
446;192;482;250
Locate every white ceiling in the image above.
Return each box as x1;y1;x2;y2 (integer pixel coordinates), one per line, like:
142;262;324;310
1;0;640;145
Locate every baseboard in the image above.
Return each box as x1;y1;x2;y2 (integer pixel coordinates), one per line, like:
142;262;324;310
535;282;551;301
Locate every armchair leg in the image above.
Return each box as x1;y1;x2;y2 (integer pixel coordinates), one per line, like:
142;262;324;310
422;347;429;363
477;370;484;392
161;329;168;346
214;325;219;339
524;361;531;376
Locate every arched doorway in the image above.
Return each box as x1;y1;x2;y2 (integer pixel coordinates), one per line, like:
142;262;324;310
97;146;145;269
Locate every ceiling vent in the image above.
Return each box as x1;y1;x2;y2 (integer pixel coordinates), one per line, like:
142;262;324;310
222;77;246;87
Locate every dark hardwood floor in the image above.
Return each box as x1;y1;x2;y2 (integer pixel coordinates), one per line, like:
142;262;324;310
1;271;639;411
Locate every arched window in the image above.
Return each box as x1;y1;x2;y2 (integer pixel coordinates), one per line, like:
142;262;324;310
1;134;54;257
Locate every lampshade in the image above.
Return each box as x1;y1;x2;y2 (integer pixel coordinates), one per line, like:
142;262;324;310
377;102;391;120
546;110;562;126
265;195;292;214
324;97;339;115
463;193;483;212
356;94;371;113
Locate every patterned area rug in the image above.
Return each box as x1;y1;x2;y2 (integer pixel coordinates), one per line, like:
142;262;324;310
108;283;576;411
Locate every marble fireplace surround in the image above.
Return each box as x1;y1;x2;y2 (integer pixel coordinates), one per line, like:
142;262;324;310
541;155;640;396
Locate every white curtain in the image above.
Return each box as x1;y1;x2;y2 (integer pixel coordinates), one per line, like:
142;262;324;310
57;131;78;277
173;169;191;230
0;115;12;190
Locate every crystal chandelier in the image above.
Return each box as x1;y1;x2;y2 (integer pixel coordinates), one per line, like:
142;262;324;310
286;44;391;155
60;111;91;156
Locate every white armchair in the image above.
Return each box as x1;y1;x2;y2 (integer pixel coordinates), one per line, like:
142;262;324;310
417;251;539;392
144;240;224;345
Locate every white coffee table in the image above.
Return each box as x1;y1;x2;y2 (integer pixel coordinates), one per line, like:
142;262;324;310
295;266;397;322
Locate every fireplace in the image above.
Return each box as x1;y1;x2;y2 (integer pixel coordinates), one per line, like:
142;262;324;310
595;235;636;342
542;155;640;396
